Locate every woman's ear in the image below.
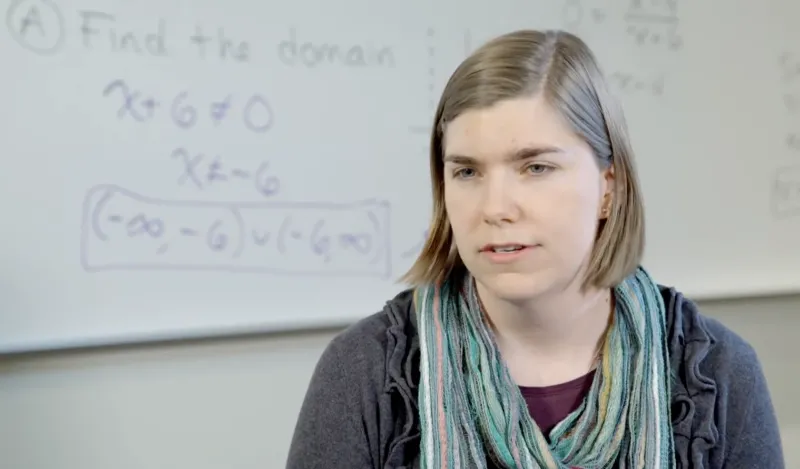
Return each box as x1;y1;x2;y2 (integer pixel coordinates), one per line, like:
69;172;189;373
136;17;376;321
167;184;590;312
599;164;615;219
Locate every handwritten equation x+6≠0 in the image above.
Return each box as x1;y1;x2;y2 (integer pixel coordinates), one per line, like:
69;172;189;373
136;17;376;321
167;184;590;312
102;79;274;133
81;185;393;278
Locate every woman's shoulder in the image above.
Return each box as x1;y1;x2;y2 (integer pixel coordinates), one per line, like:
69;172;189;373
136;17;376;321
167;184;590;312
286;288;420;469
661;284;766;387
660;285;784;468
323;287;417;366
662;285;762;374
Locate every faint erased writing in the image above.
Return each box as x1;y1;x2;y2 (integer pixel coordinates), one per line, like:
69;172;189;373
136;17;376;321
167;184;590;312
81;184;392;277
786;133;800;153
779;52;800;84
783;93;800;115
609;71;666;96
624;0;683;50
562;0;607;29
779;53;800;154
771;166;800;219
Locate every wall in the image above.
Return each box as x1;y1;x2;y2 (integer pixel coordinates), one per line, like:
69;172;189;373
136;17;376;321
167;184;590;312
1;294;798;468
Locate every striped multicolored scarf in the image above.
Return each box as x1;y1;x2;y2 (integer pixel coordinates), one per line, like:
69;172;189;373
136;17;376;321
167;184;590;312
414;266;675;468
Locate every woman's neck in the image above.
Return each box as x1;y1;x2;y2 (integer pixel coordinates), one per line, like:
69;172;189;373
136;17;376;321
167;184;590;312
476;279;614;387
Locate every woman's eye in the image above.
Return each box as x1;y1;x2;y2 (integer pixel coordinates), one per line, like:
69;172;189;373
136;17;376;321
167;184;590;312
454;168;476;178
527;164;551;174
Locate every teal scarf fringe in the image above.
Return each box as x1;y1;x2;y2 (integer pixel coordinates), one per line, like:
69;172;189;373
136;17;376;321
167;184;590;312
414;267;675;468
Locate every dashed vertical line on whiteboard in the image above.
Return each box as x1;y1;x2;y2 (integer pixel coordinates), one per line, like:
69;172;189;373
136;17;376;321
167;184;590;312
427;27;436;112
408;28;437;135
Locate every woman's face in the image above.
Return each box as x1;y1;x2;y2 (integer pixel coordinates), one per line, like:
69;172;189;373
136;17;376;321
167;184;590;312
442;94;614;303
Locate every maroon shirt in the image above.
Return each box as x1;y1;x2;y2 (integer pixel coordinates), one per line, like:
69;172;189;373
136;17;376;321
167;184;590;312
520;369;596;439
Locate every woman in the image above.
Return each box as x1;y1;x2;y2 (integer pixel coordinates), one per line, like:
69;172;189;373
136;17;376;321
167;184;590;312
286;29;785;468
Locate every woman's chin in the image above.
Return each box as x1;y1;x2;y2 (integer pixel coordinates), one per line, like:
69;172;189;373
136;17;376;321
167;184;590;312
475;271;556;304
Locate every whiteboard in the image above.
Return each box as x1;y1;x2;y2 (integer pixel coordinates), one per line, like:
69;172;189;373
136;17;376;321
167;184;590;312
2;0;799;353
